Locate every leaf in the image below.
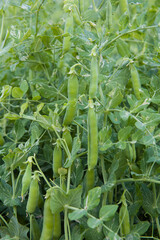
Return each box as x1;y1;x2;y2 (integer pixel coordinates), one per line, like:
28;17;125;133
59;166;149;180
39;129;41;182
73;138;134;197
99;139;113;152
4;113;20;120
14;120;26;140
0;180;21;207
135;121;145;131
20;80;28;94
12;87;24;98
118;126;132;141
85;187;101;210
50;185;82;214
64;137;81;168
0;85;12;100
68;209;87;221
131;221;150;235
30;122;43;145
99;205;118;222
141;184;158;217
87;218;102;229
119;110;130;121
0;216;29;239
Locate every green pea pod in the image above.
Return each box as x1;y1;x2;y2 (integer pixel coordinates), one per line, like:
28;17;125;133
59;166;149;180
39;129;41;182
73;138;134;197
40;195;54;240
62;128;72;153
63;72;78;126
116;39;130;57
68;73;78;100
53;144;62;178
63;14;73;53
119;0;129;15
0;132;5;146
72;5;82;26
31;215;41;240
106;0;112;29
119;191;130;236
26;172;39;214
130;63;141;100
53;213;61;240
63;99;77;126
87;100;98;170
89;46;98;99
21;158;32;199
85;169;95;195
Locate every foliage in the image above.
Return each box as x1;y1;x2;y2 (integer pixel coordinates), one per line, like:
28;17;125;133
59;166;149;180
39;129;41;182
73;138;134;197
0;0;160;239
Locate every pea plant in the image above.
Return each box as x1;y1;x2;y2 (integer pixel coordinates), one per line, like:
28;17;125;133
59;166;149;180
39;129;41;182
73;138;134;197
0;0;160;239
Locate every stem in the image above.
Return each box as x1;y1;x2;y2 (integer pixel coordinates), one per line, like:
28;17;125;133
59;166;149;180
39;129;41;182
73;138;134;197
0;11;4;46
11;167;17;217
116;178;160;185
101;155;108;205
67;167;71;194
30;214;32;240
100;25;159;51
15;170;22;193
92;0;97;12
33;156;52;188
0;214;9;227
155;217;160;238
35;0;45;36
64;207;68;240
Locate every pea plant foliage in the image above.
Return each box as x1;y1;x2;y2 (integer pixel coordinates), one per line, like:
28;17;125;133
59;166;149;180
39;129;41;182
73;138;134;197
0;0;160;239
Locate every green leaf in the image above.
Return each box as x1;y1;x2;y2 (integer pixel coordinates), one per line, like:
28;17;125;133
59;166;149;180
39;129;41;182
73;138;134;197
68;209;87;220
99;205;118;222
12;87;24;98
0;85;12;100
131;221;150;235
14;120;25;140
20;80;29;94
0;216;29;240
4;113;20;120
87;218;102;229
119;110;130;121
118;126;132;141
0;180;21;207
85;187;101;211
50;185;82;214
135;121;145;131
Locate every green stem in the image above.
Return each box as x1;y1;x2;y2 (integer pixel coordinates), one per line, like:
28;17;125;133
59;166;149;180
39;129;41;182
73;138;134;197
101;155;108;205
67;167;71;194
33;156;52;188
0;11;4;47
100;25;159;51
116;178;160;185
0;214;9;227
30;214;32;240
155;217;160;238
15;170;22;193
11;167;17;217
92;0;97;12
64;207;69;240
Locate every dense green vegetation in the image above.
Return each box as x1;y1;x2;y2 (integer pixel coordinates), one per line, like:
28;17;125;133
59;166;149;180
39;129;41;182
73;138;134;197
0;0;160;239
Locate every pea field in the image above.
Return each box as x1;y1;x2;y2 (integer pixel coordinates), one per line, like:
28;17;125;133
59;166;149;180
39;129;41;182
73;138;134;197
0;0;160;239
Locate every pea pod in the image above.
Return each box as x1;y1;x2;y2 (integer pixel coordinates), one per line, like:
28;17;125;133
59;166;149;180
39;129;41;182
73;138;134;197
53;142;62;178
62;128;72;153
106;0;112;29
63;14;73;53
63;70;79;126
31;215;41;240
40;192;54;240
26;172;39;214
119;0;129;15
0;132;5;146
119;191;130;236
53;213;61;240
89;46;99;99
116;39;130;57
21;157;33;199
87;100;98;170
85;169;95;195
130;63;141;100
